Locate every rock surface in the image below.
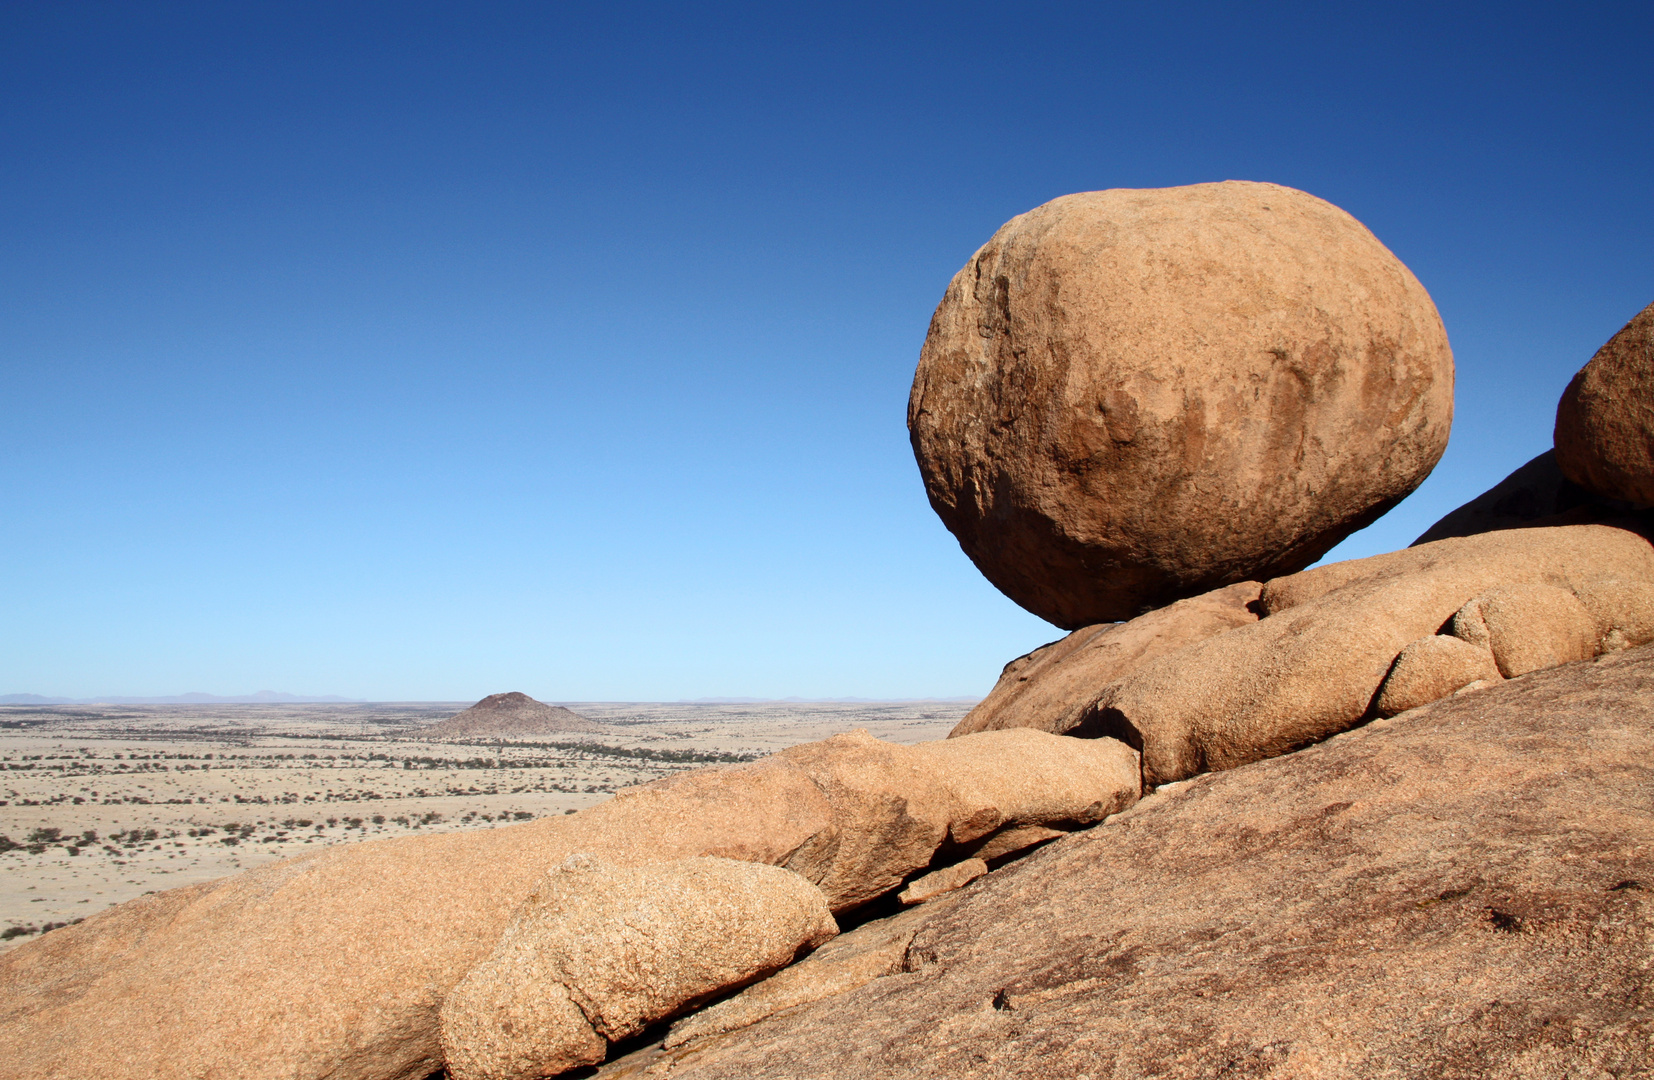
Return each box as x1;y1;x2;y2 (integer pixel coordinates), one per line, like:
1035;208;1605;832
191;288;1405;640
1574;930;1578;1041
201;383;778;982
1087;523;1654;786
948;581;1260;738
909;180;1454;628
417;691;603;739
1556;300;1654;506
1372;633;1501;717
1574;577;1654;652
897;859;987;906
617;646;1654;1080
664;901;945;1051
0;728;1137;1080
441;856;836;1080
1449;583;1597;678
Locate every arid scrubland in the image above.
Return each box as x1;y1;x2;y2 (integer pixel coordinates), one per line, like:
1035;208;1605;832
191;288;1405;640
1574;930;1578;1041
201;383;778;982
0;699;967;946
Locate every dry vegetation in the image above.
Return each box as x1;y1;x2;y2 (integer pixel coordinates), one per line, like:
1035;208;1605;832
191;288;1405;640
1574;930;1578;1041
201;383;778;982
0;699;969;948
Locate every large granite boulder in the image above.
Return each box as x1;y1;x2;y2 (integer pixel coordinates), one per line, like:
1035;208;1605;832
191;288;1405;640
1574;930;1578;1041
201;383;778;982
1556;300;1654;506
0;728;1138;1080
613;646;1654;1080
909;180;1454;628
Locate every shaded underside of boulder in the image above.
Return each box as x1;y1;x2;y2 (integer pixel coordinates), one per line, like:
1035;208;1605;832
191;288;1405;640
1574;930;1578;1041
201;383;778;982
613;646;1654;1080
948;581;1261;738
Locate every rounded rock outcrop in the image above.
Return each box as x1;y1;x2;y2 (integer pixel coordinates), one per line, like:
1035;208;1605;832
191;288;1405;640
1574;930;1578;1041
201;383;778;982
1555;300;1654;507
909;181;1455;628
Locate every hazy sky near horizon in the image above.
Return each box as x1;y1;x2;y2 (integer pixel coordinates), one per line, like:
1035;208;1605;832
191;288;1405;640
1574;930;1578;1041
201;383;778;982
3;2;1652;701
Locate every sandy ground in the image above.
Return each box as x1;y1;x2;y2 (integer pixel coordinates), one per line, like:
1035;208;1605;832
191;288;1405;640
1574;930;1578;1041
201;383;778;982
0;699;971;949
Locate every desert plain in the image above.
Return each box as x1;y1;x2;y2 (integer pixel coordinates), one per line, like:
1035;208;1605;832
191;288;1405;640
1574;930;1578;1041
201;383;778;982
0;698;970;948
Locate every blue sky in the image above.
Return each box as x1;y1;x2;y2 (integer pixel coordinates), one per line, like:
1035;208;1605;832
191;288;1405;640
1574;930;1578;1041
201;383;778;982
2;2;1651;701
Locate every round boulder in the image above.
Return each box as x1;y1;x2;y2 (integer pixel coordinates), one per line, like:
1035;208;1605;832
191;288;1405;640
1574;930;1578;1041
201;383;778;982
1555;300;1654;507
909;181;1455;628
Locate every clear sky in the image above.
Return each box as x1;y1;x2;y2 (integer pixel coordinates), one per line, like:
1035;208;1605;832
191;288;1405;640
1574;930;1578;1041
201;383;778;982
3;2;1651;701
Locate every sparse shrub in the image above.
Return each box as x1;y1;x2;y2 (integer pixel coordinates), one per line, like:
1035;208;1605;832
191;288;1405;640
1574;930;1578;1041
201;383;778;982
371;815;384;825
0;836;18;853
1;926;34;941
513;811;533;820
26;827;61;845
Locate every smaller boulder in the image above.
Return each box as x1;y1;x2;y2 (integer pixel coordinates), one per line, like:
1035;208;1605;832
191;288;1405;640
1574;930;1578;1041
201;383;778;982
963;824;1067;863
1449;584;1597;678
898;860;987;906
910;729;1141;850
440;856;837;1080
1373;635;1502;718
1571;578;1654;652
1555;300;1654;506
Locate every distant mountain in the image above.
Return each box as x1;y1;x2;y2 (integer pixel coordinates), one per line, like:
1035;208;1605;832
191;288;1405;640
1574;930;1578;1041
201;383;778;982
415;692;604;739
0;692;362;705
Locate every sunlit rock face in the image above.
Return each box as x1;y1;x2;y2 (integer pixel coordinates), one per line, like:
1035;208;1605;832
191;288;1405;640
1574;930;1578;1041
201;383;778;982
909;180;1454;628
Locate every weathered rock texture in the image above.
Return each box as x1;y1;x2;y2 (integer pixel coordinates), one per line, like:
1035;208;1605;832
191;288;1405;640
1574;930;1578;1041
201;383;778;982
0;728;1137;1080
1574;577;1654;652
909;180;1454;628
949;581;1260;738
417;691;603;739
1372;633;1501;717
618;646;1654;1080
1087;523;1654;786
897;859;987;906
1449;583;1597;678
442;857;836;1080
664;899;947;1051
1556;300;1654;506
1412;449;1605;544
